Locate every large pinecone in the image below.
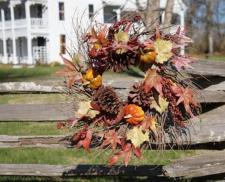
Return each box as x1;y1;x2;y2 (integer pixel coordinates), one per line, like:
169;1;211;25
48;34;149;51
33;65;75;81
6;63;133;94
92;86;122;115
128;82;154;108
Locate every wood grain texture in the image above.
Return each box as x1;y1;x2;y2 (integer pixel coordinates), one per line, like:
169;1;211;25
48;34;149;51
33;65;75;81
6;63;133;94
166;104;225;145
205;81;225;91
0;105;225;148
0;135;69;148
163;150;225;178
186;60;225;77
0;103;76;121
0;164;162;177
0;82;63;93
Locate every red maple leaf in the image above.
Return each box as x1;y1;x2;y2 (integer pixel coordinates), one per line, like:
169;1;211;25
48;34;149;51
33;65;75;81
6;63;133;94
101;130;121;150
71;126;93;151
171;85;197;117
77;130;93;151
57;55;82;88
144;69;163;95
108;143;142;167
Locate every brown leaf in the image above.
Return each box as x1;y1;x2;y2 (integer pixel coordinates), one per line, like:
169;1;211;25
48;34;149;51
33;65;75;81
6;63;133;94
171;85;197;117
57;55;82;88
101;130;121;150
77;130;93;151
144;69;163;95
142;116;157;133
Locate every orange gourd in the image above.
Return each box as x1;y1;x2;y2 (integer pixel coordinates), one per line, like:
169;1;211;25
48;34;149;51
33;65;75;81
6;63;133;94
140;51;157;63
124;104;144;125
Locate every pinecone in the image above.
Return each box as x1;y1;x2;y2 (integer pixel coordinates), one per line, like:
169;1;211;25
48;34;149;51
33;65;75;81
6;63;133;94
128;82;154;108
92;86;122;115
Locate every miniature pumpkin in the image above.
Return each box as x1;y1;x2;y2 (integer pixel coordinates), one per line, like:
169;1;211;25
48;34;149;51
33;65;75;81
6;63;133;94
83;68;102;89
89;75;102;89
140;51;157;63
124;104;145;125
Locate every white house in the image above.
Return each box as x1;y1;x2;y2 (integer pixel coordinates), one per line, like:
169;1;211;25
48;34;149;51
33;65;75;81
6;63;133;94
0;0;186;65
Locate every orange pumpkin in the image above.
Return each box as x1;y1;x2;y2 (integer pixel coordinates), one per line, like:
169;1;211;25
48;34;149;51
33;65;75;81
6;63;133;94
140;51;157;63
124;104;145;125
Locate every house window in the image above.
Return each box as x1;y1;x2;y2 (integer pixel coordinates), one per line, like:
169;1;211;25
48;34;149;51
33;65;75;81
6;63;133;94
103;5;120;23
88;4;94;19
60;34;66;54
5;8;11;21
59;2;65;20
171;13;181;25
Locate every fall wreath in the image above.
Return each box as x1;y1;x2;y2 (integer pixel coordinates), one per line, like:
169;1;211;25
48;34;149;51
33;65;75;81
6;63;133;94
57;17;200;166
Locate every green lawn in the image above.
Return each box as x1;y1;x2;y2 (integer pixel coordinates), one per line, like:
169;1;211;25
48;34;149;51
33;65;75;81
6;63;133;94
194;54;225;61
0;122;71;136
0;65;61;82
0;148;195;166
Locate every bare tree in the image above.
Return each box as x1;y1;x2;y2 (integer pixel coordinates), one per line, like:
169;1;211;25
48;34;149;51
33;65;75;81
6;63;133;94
135;0;160;28
163;0;174;27
135;0;175;29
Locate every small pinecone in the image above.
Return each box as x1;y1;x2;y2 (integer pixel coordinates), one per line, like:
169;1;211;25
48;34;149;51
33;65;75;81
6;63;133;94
92;86;122;115
128;82;153;108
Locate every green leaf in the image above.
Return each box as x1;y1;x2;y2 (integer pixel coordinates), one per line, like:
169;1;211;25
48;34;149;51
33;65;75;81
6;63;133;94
126;127;149;147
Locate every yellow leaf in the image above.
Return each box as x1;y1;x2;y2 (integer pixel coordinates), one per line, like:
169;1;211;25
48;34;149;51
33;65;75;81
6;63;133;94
76;101;91;116
76;101;99;118
154;39;173;64
151;96;169;114
114;31;129;43
126;127;149;147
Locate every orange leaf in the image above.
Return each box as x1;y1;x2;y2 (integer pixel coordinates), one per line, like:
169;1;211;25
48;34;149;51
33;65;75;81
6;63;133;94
144;69;163;95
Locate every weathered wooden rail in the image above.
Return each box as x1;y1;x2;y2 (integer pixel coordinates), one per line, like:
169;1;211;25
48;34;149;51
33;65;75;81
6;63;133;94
0;150;224;178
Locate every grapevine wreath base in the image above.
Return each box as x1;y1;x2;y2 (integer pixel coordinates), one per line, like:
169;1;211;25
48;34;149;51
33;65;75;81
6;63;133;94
57;17;201;166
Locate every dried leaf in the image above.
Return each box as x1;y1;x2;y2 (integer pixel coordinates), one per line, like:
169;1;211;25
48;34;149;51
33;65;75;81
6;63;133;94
108;143;132;167
171;56;193;71
141;116;157;133
57;56;81;88
144;69;163;95
114;31;129;43
154;39;173;64
77;130;93;151
151;95;169;114
101;130;121;150
126;127;149;147
172;85;197;117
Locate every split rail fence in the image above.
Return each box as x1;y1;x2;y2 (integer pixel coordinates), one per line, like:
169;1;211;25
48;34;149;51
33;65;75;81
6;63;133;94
0;60;225;180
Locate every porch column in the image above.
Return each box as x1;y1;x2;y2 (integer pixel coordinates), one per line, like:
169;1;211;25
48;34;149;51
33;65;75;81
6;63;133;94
25;1;32;64
1;9;7;63
180;10;185;55
10;3;17;64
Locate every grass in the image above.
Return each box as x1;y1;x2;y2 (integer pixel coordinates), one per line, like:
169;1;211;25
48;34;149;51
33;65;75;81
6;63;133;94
0;94;67;105
0;148;195;181
194;54;225;61
0;148;195;165
0;65;61;82
0;122;71;136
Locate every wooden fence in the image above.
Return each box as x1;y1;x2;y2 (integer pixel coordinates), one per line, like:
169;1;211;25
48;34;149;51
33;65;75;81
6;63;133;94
0;60;225;180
